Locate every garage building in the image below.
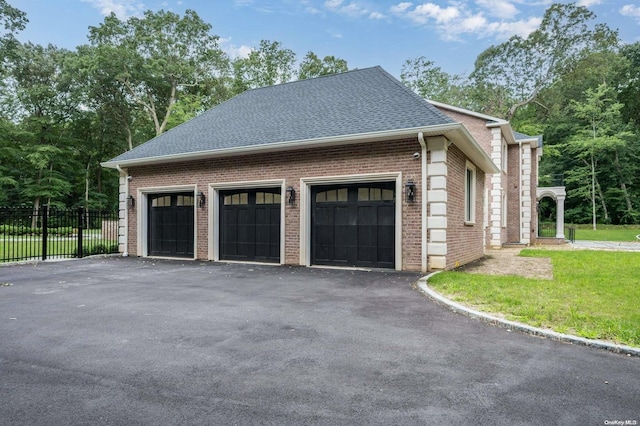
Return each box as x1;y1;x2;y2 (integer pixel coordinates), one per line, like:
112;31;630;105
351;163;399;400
102;66;499;272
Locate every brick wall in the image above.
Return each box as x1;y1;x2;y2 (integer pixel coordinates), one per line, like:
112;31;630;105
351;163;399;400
436;109;492;153
445;145;486;269
507;144;520;242
125;138;424;270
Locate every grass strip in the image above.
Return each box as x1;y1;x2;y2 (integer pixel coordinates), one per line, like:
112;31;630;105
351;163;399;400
428;249;640;347
568;225;640;242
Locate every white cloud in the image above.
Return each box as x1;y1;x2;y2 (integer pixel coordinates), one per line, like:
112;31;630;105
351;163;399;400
219;38;252;59
458;14;487;32
81;0;145;19
576;0;602;7
476;0;519;19
369;12;385;20
402;3;461;24
620;4;640;22
324;0;343;9
485;16;541;38
390;2;413;14
391;1;542;42
324;0;374;19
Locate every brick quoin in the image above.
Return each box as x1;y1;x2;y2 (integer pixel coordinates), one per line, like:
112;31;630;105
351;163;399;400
435;105;541;248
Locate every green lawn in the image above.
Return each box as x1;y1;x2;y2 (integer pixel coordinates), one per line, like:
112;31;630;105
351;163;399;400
428;249;640;347
569;224;640;242
0;237;118;262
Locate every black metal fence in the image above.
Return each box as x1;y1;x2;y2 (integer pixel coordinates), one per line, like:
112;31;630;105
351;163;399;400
538;222;557;238
0;206;119;263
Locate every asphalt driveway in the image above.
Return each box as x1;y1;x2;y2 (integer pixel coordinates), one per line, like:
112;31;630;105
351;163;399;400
0;257;638;425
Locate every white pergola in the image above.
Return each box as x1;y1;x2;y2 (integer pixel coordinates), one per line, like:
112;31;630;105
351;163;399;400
537;186;566;239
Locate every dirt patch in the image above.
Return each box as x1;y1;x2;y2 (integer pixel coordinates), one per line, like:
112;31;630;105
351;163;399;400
457;248;553;280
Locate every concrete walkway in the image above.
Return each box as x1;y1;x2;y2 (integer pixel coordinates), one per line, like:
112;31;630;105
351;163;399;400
570;240;640;251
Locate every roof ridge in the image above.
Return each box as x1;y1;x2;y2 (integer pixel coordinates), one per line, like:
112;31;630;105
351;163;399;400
243;65;382;94
104;66;457;166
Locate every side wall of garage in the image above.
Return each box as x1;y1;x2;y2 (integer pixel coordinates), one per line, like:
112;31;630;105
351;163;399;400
125;138;425;270
446;144;487;270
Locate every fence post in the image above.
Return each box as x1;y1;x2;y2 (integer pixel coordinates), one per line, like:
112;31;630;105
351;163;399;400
77;207;84;258
41;205;48;261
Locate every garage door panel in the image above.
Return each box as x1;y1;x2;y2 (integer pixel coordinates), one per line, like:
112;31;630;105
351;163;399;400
312;183;395;268
148;193;195;258
220;189;281;263
357;205;377;225
333;206;349;226
377;205;395;226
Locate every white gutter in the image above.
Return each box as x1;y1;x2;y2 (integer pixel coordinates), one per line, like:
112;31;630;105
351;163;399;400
518;139;523;244
101;124;465;169
427;99;509;125
115;165;129;257
418;132;428;273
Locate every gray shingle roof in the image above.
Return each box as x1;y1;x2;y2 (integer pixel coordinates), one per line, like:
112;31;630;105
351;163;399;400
513;131;543;147
105;66;456;165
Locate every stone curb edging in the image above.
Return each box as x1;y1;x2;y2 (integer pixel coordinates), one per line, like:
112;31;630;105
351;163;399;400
417;272;640;358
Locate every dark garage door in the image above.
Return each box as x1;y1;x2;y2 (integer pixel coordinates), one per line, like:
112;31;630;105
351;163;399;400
312;183;395;269
148;193;195;257
220;189;281;263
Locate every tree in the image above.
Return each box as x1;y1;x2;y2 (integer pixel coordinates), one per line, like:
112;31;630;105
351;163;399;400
9;43;78;211
88;9;229;137
298;51;348;80
618;42;640;126
0;0;27;74
565;83;633;229
471;3;618;120
232;40;295;92
0;118;20;204
400;56;479;109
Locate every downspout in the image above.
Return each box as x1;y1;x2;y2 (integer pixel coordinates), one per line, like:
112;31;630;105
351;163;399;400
518;140;522;244
418;132;428;273
116;165;129;257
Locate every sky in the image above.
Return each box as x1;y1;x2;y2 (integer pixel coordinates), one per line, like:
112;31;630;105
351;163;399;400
10;0;640;79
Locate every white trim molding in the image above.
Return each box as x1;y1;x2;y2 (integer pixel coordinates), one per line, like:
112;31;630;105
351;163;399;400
426;137;449;270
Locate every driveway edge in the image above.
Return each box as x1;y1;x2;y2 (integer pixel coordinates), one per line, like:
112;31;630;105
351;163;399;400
417;272;640;357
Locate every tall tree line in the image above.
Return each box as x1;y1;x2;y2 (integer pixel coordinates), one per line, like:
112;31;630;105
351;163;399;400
0;4;348;210
401;3;639;226
1;2;638;226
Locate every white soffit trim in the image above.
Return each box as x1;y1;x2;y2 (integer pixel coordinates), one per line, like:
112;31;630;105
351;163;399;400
442;127;500;174
427;99;520;146
101;124;462;169
427;99;508;125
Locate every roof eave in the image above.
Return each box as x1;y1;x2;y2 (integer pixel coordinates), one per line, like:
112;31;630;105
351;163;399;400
101;124;462;169
427;99;521;148
444;126;501;174
427;99;508;125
